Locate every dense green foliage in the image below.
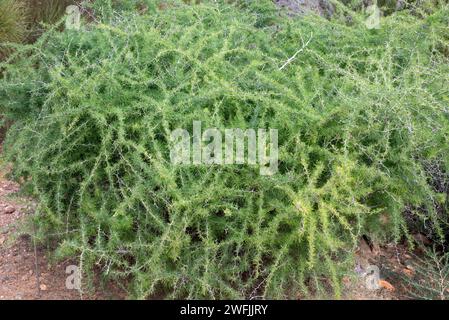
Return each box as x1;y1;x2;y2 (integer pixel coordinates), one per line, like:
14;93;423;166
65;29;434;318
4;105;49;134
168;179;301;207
0;0;448;298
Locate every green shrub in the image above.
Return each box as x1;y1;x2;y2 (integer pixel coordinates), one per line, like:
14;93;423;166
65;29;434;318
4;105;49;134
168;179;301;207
0;0;448;298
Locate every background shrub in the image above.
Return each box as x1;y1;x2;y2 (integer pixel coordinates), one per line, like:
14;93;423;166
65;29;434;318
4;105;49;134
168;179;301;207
0;0;76;51
0;0;27;59
0;0;448;298
25;0;77;41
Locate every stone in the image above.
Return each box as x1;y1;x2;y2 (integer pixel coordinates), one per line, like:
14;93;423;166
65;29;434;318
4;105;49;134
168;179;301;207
4;206;15;214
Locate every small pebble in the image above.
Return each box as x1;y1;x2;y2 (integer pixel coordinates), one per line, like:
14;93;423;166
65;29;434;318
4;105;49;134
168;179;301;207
4;206;15;214
405;264;415;271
